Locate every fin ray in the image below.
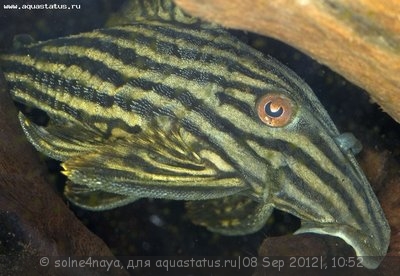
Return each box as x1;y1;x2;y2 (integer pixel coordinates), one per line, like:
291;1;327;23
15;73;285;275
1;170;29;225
18;112;103;161
65;181;139;210
106;0;211;27
61;127;246;201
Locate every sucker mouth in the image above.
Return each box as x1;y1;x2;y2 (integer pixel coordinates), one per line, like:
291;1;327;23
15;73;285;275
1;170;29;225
269;126;390;269
295;221;388;269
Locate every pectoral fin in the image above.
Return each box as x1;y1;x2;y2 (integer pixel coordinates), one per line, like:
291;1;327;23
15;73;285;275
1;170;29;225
18;112;103;161
64;181;140;210
186;195;273;235
62;143;245;200
61;127;247;208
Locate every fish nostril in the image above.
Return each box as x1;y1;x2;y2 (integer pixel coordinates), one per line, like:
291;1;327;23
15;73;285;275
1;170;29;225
334;132;363;155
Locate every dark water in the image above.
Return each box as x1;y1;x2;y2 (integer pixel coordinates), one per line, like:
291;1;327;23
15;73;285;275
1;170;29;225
1;0;398;263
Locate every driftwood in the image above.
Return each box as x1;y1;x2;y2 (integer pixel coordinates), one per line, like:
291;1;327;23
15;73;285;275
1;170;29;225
174;0;400;124
0;71;128;275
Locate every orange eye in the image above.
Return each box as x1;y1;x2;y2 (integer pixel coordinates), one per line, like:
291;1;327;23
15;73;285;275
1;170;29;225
256;93;294;127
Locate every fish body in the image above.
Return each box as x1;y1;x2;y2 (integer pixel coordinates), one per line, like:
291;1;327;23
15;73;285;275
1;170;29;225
0;0;389;269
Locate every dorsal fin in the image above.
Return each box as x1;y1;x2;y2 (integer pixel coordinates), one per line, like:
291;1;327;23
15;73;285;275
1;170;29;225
106;0;205;27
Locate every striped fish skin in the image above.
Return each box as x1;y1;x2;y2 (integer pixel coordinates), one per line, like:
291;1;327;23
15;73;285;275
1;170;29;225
0;15;389;269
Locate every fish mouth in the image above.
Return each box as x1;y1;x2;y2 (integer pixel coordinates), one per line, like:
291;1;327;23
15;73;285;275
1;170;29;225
270;125;390;269
295;221;387;269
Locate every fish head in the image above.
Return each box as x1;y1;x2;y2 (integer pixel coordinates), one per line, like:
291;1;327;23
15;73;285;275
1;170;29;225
235;73;390;269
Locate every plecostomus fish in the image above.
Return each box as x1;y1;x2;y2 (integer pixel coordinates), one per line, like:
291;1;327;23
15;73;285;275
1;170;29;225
0;0;389;269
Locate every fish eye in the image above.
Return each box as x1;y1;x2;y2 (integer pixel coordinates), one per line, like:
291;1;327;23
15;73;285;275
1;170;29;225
256;93;294;127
